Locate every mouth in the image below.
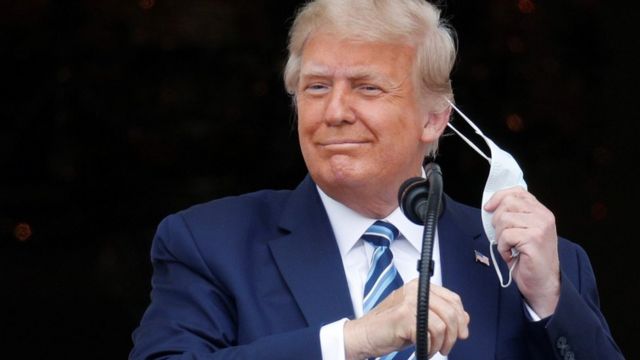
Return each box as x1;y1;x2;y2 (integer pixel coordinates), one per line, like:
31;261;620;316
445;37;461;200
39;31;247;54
319;139;369;147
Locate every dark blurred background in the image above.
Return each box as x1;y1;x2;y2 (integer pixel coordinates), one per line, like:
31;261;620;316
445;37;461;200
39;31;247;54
2;0;638;358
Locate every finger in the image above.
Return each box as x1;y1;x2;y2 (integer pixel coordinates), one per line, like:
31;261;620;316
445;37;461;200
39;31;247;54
427;308;446;357
430;285;469;339
493;200;554;256
428;294;457;355
490;196;541;231
462;310;470;338
493;211;544;252
495;213;555;260
483;186;530;212
374;280;417;312
496;227;539;261
493;211;530;237
491;196;536;223
428;286;469;354
496;227;522;255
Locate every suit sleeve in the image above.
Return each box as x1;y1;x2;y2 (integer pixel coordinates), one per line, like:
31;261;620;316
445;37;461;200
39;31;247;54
129;213;323;360
525;243;624;359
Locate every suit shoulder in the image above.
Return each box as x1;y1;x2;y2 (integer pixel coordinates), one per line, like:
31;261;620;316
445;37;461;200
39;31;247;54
151;188;295;264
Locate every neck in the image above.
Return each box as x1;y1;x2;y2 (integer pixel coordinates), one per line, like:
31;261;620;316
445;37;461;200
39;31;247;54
344;197;397;219
319;181;403;219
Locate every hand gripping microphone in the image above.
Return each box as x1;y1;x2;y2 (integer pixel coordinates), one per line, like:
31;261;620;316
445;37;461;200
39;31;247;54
398;162;443;360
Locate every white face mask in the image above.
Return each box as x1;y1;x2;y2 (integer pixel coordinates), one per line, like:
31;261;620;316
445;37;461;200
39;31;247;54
445;99;527;288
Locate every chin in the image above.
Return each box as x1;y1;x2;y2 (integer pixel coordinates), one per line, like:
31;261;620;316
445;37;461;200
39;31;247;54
326;157;370;183
316;166;378;197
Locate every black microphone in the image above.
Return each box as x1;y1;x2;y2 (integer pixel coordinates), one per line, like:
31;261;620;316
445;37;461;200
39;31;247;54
398;177;429;225
398;161;443;360
398;163;443;225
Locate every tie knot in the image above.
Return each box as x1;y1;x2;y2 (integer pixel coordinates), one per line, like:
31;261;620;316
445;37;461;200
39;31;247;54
362;220;399;247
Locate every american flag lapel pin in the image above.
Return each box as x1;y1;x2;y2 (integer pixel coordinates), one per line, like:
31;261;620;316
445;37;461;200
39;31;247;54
474;250;490;267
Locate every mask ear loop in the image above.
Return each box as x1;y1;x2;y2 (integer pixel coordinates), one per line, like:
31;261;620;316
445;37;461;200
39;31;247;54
446;99;486;136
444;99;491;162
446;122;491;163
444;98;519;288
489;240;518;288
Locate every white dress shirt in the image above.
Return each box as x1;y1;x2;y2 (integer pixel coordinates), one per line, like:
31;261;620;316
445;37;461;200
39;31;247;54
317;187;447;360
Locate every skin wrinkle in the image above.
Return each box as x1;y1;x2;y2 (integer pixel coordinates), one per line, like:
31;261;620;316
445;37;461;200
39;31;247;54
299;42;423;103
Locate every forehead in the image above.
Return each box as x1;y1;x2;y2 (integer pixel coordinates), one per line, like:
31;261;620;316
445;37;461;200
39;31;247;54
299;32;417;80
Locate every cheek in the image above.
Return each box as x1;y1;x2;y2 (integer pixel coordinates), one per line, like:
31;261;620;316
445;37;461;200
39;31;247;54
297;101;325;140
297;97;318;124
296;114;313;147
374;117;426;165
296;109;319;162
370;111;423;146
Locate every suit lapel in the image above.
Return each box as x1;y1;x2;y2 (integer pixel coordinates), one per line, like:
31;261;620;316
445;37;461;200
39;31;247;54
268;176;355;326
439;195;500;359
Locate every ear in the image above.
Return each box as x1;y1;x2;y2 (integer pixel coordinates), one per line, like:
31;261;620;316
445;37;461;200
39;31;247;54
421;105;451;143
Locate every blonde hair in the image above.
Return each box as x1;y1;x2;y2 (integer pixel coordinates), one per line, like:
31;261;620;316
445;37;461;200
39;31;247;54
284;0;457;105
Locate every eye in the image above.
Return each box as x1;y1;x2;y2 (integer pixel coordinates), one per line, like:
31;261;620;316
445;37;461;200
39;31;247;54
358;84;383;96
304;83;330;95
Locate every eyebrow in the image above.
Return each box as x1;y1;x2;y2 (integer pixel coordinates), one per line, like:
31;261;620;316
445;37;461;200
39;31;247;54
300;62;391;85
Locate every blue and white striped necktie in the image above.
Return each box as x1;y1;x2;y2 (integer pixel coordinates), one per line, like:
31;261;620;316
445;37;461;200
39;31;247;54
362;221;415;360
362;220;403;313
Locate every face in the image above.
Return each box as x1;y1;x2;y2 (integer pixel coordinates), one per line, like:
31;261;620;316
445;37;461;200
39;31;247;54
296;32;446;217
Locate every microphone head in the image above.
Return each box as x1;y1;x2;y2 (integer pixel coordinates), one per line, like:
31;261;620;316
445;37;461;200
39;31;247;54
398;177;429;225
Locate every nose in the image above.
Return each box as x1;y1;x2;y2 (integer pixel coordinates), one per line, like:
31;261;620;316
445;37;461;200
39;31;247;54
324;85;356;126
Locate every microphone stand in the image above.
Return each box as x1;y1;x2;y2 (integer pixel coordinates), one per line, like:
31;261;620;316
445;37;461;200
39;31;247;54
415;162;443;360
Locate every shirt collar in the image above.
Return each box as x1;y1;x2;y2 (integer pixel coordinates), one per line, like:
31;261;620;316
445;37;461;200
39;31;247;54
317;186;424;256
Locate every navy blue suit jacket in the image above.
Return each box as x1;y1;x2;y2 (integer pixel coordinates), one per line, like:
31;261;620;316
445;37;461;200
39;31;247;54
131;176;623;359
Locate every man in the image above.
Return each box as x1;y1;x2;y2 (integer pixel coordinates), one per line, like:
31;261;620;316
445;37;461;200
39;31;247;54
131;0;623;359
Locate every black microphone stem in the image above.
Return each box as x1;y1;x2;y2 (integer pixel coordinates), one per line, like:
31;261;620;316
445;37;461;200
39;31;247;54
416;163;443;360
